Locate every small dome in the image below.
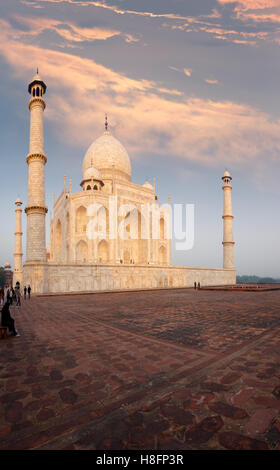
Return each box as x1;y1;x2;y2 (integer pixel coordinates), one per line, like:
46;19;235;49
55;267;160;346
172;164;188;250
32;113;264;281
32;71;43;82
82;130;131;182
224;170;231;177
143;181;154;190
28;70;47;94
4;263;11;269
83;166;102;181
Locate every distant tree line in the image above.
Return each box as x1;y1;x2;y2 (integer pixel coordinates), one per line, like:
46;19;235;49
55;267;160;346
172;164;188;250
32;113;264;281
237;275;280;284
0;267;6;287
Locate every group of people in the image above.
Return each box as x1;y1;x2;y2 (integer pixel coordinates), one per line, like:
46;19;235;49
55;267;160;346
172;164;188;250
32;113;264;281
0;282;31;338
0;284;31;307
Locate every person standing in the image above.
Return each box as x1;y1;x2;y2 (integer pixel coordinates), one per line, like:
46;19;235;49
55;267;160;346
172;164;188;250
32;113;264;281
24;286;27;300
9;289;13;305
27;285;31;299
15;285;21;307
4;286;8;304
12;288;16;304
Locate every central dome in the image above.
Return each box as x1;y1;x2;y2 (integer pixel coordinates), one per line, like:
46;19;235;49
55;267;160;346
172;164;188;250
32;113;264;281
82;130;131;182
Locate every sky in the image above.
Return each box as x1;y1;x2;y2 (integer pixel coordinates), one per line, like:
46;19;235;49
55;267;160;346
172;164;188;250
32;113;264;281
0;0;280;277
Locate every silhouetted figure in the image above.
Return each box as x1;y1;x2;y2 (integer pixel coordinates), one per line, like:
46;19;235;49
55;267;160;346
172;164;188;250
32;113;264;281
28;285;31;299
15;285;21;307
194;282;197;289
24;286;27;300
12;288;16;304
198;282;201;289
9;289;13;305
1;302;19;336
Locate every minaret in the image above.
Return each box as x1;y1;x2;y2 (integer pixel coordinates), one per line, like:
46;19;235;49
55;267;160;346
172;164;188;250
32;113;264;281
222;170;234;269
13;197;23;286
25;70;48;262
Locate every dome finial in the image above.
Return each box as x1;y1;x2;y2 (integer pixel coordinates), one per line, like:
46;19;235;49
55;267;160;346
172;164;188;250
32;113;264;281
105;113;108;131
37;67;39;75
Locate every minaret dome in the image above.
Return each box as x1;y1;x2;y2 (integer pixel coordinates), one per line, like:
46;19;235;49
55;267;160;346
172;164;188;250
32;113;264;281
28;69;47;98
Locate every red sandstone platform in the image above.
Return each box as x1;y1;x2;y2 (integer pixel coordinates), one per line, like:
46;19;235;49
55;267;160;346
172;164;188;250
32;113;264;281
0;288;280;450
201;283;280;292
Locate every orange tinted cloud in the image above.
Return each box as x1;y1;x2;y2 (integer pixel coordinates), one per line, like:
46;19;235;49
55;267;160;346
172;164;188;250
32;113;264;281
218;0;280;25
21;0;208;22
218;0;279;10
23;0;280;44
1;18;280;170
183;68;192;77
205;78;220;85
14;15;139;43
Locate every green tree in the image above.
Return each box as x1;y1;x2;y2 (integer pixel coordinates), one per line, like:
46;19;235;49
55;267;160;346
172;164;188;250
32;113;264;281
0;267;5;287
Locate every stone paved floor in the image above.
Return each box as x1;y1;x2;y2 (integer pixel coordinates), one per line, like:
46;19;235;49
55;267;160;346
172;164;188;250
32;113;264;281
0;288;280;450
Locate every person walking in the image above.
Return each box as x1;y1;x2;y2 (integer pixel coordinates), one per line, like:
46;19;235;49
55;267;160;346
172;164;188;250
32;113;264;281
27;285;31;299
24;286;27;300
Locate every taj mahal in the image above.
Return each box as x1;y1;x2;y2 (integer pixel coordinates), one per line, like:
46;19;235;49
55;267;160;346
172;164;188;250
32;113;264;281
13;71;236;293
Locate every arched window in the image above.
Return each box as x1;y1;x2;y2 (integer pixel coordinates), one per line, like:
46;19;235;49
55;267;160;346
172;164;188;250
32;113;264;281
121;208;138;240
55;219;62;258
160;218;165;239
76;206;87;233
86;185;91;190
33;88;35;97
124;250;130;264
98;240;109;263
66;212;70;238
159;245;167;265
93;185;98;190
76;240;88;262
36;87;40;97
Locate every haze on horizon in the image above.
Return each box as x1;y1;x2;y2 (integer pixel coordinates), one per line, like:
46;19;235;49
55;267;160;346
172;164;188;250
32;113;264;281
0;0;280;278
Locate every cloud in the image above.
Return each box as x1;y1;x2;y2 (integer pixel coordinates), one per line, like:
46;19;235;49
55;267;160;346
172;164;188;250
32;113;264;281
163;19;269;46
168;66;181;72
1;17;280;173
14;15;139;43
22;0;280;45
169;66;193;77
205;78;220;85
217;0;280;10
218;0;280;25
183;68;192;77
21;0;213;22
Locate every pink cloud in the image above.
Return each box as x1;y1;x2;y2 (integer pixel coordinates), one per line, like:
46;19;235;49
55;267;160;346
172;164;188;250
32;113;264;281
14;15;139;43
205;78;220;85
218;0;280;25
1;17;280;172
218;0;280;10
183;68;192;77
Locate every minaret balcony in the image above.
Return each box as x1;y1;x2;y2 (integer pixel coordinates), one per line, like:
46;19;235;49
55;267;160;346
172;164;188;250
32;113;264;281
26;153;47;165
